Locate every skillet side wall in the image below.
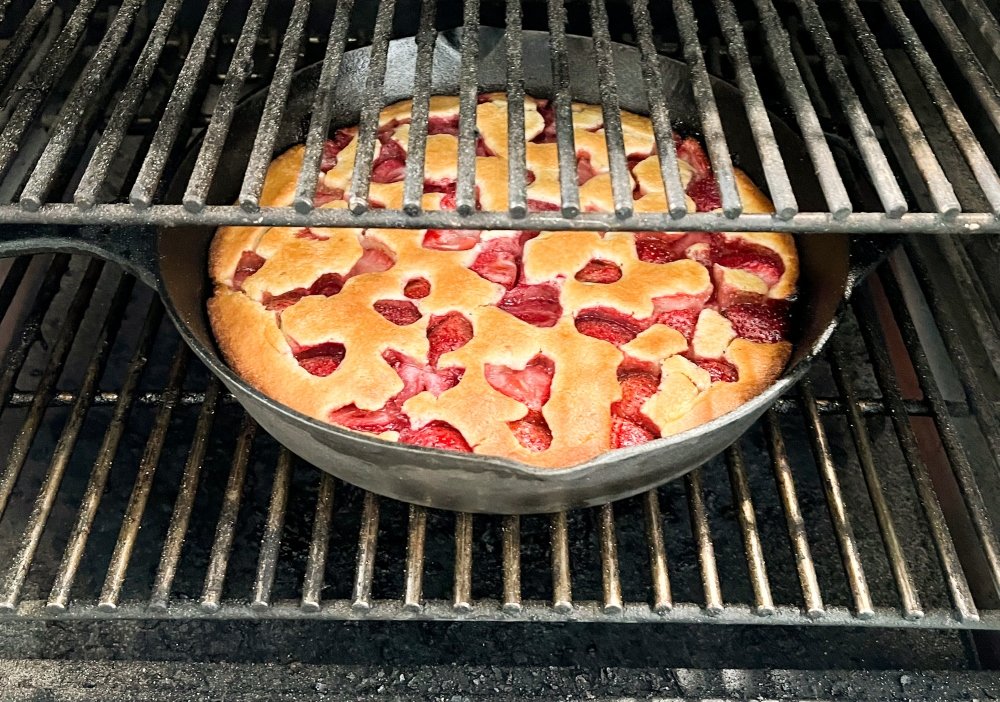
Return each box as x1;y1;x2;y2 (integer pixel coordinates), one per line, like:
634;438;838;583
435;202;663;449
156;29;849;513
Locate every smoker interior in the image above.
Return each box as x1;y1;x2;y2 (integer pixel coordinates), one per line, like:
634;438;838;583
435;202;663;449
2;0;1000;698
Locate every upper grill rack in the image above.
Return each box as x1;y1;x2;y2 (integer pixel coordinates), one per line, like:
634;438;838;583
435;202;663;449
0;235;999;627
0;0;999;232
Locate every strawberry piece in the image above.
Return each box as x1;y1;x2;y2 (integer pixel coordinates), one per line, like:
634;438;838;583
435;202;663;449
617;355;661;378
509;410;553;451
374;299;422;326
348;239;395;277
329;403;409;433
574;307;647;346
612;371;660;424
527;199;560;212
320;130;355;172
233;251;265;290
263;288;306;312
295;228;328;240
422;229;482;250
676;136;711;178
713;243;784;287
427;115;460;135
313;183;344;207
634;232;685;263
574;259;622;283
524;169;536;185
476;136;494;157
294;342;346;377
403;277;431;299
686;176;722;212
371;137;407;184
652;308;700;341
471;236;522;289
400;421;472;452
484;354;555;411
576;152;597;185
611;416;656;448
427;311;474;366
724;300;791;343
693;357;739;383
382;349;463;401
534;100;557;143
497;282;562;328
309;272;345;297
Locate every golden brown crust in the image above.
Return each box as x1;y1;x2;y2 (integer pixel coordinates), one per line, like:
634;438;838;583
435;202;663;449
208;94;798;468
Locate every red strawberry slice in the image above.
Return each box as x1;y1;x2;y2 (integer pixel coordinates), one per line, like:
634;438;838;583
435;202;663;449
686;176;722;212
403;277;431;299
263;288;306;312
400;421;472;452
576;152;597;185
382;349;463;401
693;357;739;383
313;183;345;207
509;410;553;451
476;136;494;157
611;416;656;448
295;228;328;240
497;282;562;328
484;354;555;411
427;311;474;366
427;115;460;135
329;403;409;433
612;371;660;424
294;342;346;377
534;100;557;143
233;251;265;290
634;232;685;263
617;355;661;377
371;137;407;184
526;199;560;212
574;259;622;283
373;299;422;326
676;136;711;178
348;239;395;277
471;236;521;289
574;307;647;346
320;130;355;172
724;300;791;343
713;243;784;287
309;272;345;297
422;228;482;250
651;308;700;341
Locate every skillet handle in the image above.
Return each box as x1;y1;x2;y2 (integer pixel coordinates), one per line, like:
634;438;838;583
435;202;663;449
846;234;900;297
0;224;159;289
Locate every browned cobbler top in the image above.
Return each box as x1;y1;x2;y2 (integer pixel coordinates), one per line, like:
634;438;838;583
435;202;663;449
208;93;798;468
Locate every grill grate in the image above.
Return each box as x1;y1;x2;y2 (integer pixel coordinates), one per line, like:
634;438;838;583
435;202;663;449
0;241;998;627
0;0;999;231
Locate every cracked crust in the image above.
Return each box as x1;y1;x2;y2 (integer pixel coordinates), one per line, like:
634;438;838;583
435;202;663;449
208;94;798;468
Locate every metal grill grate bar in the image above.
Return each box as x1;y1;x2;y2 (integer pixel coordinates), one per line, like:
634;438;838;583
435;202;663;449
149;379;223;611
853;286;980;622
501;514;521;611
45;300;164;612
74;0;185;209
300;473;335;611
828;341;924;620
97;343;188;611
545;0;581;218
347;0;399;213
403;504;427;611
726;443;775;616
182;0;272;212
455;0;481;215
598;504;624;614
292;0;355;213
686;469;724;615
0;0;55;93
251;447;293;610
766;411;825;618
504;0;528;218
642;489;672;613
0;271;133;611
238;0;310;211
453;512;474;611
0;258;104;521
550;511;572;611
673;0;742;218
800;380;875;618
129;0;228;208
351;491;380;610
400;0;439;215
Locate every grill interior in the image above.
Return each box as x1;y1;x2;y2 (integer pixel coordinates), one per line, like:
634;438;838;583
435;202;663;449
2;0;1000;693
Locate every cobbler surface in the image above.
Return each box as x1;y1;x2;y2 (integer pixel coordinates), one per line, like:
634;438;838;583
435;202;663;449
208;93;797;467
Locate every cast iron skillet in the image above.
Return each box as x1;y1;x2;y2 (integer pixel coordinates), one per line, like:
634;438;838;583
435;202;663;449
0;29;895;513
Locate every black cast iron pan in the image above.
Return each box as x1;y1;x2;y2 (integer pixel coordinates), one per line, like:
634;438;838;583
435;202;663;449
0;29;896;513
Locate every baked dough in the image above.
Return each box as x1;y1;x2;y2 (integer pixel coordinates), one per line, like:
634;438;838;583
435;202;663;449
208;94;797;468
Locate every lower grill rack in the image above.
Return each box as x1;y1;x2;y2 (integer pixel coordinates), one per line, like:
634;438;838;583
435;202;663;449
0;236;999;628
